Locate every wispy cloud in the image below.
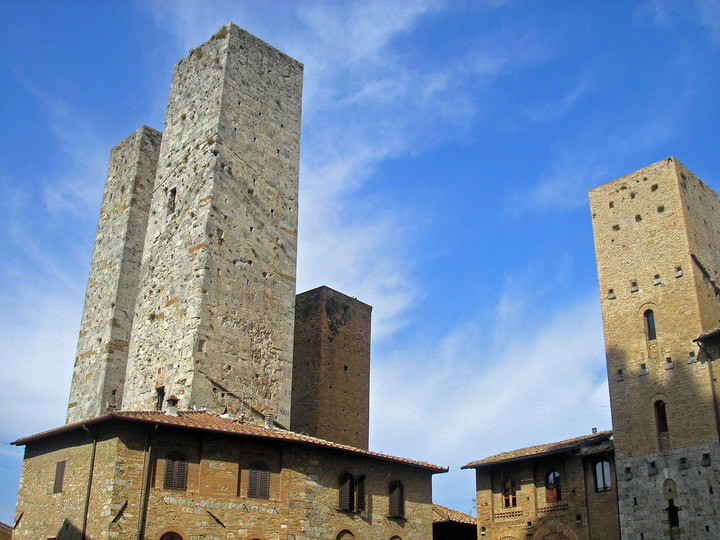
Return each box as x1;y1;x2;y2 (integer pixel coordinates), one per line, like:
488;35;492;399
370;291;610;515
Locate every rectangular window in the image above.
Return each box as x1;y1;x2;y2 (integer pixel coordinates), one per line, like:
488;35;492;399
53;460;66;493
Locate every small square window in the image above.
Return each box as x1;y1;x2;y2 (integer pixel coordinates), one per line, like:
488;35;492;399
607;289;616;300
675;267;683;278
648;462;657;476
653;274;662;285
630;281;638;292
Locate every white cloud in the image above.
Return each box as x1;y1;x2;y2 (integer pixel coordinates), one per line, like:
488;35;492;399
370;291;610;514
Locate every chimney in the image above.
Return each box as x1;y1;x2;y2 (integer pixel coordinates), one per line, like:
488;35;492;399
166;395;179;417
264;413;275;429
592;427;598;434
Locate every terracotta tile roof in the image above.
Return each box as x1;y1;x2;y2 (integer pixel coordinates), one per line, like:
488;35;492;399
695;324;720;342
13;410;447;473
432;503;476;525
462;430;613;469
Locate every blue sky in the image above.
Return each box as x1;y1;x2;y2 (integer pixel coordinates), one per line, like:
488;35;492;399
1;0;719;524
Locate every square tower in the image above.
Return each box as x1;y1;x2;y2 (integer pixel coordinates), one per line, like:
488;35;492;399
121;25;303;427
589;157;720;538
291;286;372;449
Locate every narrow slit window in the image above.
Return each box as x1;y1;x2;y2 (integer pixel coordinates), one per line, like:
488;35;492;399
655;400;668;433
355;475;366;512
644;310;657;341
167;187;177;213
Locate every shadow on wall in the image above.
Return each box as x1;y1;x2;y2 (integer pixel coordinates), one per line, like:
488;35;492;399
55;518;83;540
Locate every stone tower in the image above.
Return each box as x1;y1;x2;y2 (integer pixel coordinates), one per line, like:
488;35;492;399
67;126;162;423
68;24;303;428
590;157;720;538
291;286;372;449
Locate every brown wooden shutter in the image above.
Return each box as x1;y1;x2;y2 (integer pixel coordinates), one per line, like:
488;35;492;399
339;473;353;510
389;480;403;517
248;461;269;499
355;475;365;512
53;460;66;493
163;452;188;491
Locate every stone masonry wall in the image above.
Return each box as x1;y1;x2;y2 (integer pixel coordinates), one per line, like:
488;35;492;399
589;157;720;538
122;24;302;427
67;126;161;423
14;423;436;539
474;454;620;540
291;286;372;449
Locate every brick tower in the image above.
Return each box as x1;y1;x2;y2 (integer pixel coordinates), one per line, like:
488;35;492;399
590;157;720;538
66;126;162;423
291;286;372;449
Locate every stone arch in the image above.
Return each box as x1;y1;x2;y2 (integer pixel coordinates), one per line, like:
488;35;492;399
336;530;355;540
663;478;678;500
533;521;577;540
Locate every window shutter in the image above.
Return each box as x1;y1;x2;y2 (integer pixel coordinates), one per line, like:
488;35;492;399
248;461;269;499
53;460;66;493
355;475;365;512
339;473;353;510
163;452;188;491
389;480;403;518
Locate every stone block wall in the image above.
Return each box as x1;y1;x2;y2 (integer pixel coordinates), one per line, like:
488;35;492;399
67;126;161;423
121;25;303;426
13;421;436;540
291;286;372;449
589;157;720;537
474;453;620;540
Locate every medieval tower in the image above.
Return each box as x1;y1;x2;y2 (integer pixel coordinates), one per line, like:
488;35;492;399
590;157;720;538
67;24;304;428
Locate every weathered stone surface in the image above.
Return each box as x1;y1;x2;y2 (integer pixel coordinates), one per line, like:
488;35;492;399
13;419;436;540
292;286;372;449
589;157;720;538
121;25;302;427
67;126;161;423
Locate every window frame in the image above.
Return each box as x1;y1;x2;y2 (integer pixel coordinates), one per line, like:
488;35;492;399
53;460;66;494
594;460;612;492
503;477;517;508
545;470;561;503
163;452;188;491
388;480;404;518
247;460;270;499
644;309;657;341
339;472;355;511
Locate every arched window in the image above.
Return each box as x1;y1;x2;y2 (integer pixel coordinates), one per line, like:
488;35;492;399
339;472;355;510
248;460;270;499
160;533;183;540
336;530;355;540
503;477;517;507
644;309;657;340
389;480;404;518
163;452;188;491
545;471;561;502
655;400;668;433
594;460;611;492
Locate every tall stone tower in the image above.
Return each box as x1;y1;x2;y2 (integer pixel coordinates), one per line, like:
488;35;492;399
68;24;303;428
67;126;162;423
121;25;302;427
590;157;720;538
291;286;372;449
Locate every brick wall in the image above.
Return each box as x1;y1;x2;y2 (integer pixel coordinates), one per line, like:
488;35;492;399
291;286;372;449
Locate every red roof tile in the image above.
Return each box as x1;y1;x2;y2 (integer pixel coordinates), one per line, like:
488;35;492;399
432;503;476;525
13;410;447;473
462;430;613;469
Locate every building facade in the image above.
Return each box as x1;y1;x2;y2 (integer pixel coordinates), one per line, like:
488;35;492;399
589;158;720;538
13;412;443;540
465;431;619;540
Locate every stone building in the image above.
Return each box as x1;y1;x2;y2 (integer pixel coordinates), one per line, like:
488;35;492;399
466;157;720;539
432;504;477;540
464;430;619;540
13;411;443;539
12;23;448;540
589;157;720;538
